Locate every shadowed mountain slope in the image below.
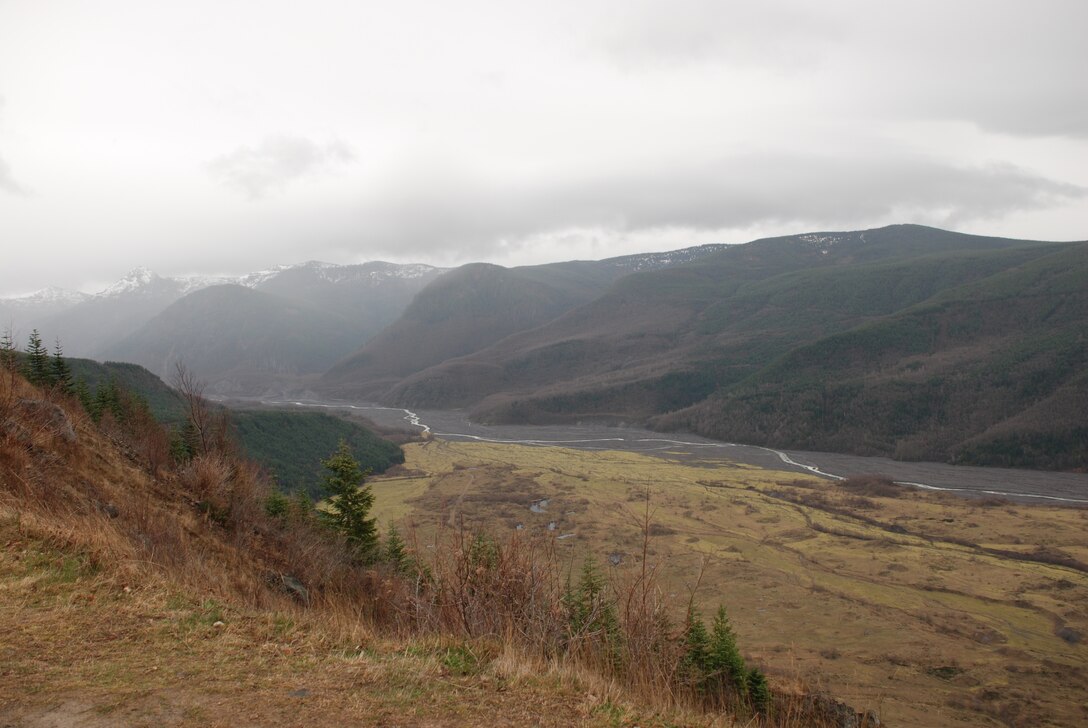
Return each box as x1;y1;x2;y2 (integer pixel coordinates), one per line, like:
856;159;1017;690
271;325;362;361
652;241;1088;467
106;285;358;393
3;262;444;382
327;225;1086;468
321;247;726;398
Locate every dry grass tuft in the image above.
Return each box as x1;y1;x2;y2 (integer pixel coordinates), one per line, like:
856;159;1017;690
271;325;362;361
1;369;874;727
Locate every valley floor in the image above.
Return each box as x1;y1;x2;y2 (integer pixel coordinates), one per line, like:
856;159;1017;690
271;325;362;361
243;399;1088;504
367;439;1088;728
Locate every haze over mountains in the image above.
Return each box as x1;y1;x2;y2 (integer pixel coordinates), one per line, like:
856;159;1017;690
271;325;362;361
1;261;446;391
5;224;1085;469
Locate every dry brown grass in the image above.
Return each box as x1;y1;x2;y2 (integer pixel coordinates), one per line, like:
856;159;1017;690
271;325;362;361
0;371;862;727
369;439;1088;728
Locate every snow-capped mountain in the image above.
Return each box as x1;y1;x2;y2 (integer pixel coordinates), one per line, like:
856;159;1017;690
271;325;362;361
1;261;446;314
0;286;91;315
96;266;161;297
0;260;449;368
102;261;450;392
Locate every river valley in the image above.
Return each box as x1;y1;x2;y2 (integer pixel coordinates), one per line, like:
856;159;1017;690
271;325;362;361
221;397;1088;505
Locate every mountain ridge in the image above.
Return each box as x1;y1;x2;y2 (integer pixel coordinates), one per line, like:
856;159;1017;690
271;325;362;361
323;224;1087;469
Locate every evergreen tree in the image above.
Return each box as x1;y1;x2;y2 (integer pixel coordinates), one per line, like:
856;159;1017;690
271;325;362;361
384;522;409;573
681;608;712;688
319;439;377;561
23;329;50;387
291;489;316;522
746;667;771;715
566;558;622;664
165;425;188;462
50;339;73;393
264;491;291;519
73;377;95;414
709;606;748;696
0;327;16;372
94;377;124;422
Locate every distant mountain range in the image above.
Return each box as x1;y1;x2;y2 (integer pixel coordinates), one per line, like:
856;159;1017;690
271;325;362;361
0;261;446;392
5;225;1085;468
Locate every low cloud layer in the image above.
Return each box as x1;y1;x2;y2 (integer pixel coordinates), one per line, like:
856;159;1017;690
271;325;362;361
355;153;1085;258
0;153;28;196
596;0;1088;139
208;136;354;199
0;1;1085;295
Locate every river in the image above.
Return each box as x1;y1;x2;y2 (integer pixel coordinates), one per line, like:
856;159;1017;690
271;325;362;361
221;397;1088;505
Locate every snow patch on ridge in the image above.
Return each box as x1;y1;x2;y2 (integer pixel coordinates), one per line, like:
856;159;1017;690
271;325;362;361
97;267;160;297
0;286;90;309
613;243;728;272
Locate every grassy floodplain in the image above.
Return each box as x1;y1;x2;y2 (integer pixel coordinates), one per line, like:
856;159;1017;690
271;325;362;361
370;439;1088;728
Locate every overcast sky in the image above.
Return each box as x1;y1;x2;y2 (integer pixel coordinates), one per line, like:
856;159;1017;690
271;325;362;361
1;0;1086;296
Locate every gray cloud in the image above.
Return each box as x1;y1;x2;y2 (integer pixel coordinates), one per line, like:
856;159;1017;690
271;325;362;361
1;1;1086;296
0;153;29;196
356;153;1085;257
208;135;355;199
596;0;839;70
0;96;28;196
593;1;1088;138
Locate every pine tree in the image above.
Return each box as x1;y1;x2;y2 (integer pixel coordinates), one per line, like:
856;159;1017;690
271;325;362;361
320;439;377;561
264;491;291;519
681;608;712;688
23;329;50;387
709;606;748;696
50;339;73;393
73;377;95;414
746;667;771;715
0;327;16;372
566;558;622;664
94;378;124;422
384;522;409;573
291;490;316;522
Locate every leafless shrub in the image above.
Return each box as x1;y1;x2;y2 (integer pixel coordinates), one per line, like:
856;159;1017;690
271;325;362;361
3;367;879;727
173;363;232;456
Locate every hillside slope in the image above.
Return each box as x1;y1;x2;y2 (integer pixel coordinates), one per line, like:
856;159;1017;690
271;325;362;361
320;245;731;399
0;373;873;727
62;357;405;487
346;225;1085;468
3;262;443;385
0;377;629;727
231;409;405;497
107;285;359;393
321;261;628;398
34;268;197;358
67;357;187;422
655;241;1088;467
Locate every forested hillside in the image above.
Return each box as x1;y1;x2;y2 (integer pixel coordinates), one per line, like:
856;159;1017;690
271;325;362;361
61;357;404;486
328;225;1086;469
231;409;404;496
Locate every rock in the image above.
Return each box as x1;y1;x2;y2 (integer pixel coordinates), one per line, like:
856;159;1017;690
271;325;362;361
16;398;77;443
212;621;225;628
802;694;880;728
266;571;310;606
100;502;120;519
